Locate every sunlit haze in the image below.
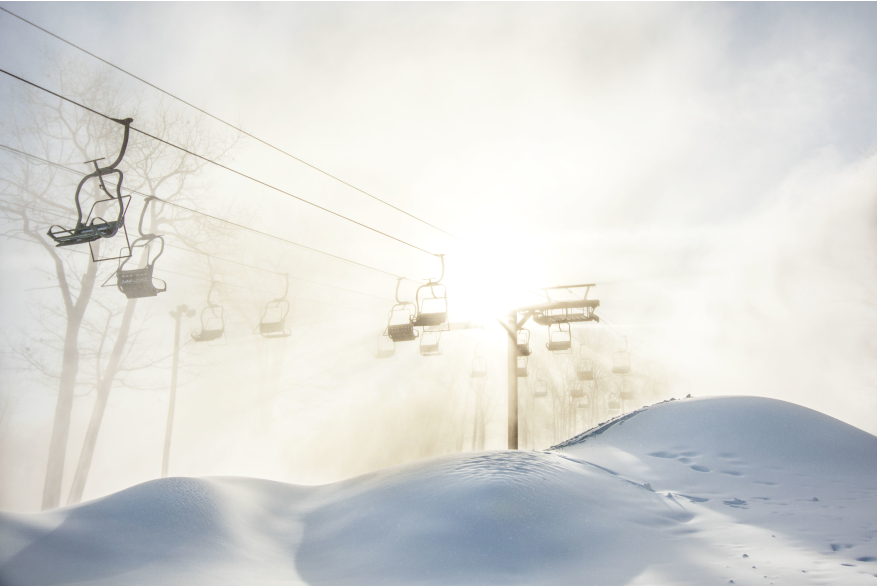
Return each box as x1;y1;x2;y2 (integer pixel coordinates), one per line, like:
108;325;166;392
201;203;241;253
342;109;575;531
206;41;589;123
1;2;876;513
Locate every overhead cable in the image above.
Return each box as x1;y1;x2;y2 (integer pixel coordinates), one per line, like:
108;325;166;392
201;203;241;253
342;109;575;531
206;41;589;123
0;67;439;257
0;142;414;281
0;5;463;242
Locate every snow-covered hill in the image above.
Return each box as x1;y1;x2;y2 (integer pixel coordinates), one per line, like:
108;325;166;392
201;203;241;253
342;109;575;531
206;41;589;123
1;396;876;585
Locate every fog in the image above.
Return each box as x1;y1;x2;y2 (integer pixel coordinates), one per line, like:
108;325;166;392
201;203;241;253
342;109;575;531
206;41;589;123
1;2;876;512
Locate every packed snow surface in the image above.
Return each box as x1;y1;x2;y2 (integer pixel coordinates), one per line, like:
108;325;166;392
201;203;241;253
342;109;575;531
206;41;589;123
2;396;877;585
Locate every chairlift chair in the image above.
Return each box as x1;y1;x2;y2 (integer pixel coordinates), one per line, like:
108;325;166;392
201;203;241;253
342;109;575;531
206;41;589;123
620;380;634;401
612;351;631;374
546;322;572;353
386;278;418;342
259;273;291;338
516;355;529;377
534;380;548;398
608;397;621;410
471;356;487;379
577;396;590;408
517;329;532;356
375;330;396;359
115;198;166;299
410;255;448;328
577;358;594;381
388;303;418;342
48;118;134;249
192;281;225;343
612;336;631;374
570;381;585;398
419;331;442;356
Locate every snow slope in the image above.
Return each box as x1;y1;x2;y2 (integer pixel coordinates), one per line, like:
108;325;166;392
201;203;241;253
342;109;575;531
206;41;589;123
1;396;876;585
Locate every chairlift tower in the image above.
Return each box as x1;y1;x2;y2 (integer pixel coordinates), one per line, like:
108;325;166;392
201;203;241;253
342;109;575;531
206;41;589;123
498;284;599;450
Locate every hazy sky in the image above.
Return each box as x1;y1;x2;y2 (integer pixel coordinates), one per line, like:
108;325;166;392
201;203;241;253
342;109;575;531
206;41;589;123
1;2;876;511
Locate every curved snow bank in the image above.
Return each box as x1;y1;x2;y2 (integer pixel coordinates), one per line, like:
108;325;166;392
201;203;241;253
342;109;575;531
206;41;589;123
1;396;876;585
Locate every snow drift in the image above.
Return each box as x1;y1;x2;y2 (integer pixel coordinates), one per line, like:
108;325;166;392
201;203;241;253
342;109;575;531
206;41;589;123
1;396;876;585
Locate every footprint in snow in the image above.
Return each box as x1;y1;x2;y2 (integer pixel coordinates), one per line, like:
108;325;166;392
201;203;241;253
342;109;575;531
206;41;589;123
676;493;709;503
721;470;743;476
723;498;747;508
857;557;877;562
690;465;710;473
753;480;778;486
648;451;678;459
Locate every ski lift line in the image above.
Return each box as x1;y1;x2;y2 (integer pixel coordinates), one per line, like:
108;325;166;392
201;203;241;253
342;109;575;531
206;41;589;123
0;68;440;259
0;143;418;282
0;71;559;302
153;198;418;282
161;242;395;303
592;311;660;365
159;267;384;316
0;5;463;243
0;100;554;303
1;145;548;305
594;310;661;356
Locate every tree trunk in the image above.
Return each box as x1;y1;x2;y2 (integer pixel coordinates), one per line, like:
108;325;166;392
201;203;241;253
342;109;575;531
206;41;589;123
41;256;98;511
66;298;138;505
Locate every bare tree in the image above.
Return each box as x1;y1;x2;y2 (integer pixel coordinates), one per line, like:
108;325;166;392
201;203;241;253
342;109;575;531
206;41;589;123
0;54;240;508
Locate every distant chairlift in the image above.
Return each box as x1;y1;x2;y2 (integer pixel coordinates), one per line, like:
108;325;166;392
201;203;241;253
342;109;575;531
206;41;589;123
570;380;585;398
410;254;448;329
420;331;442;356
517;329;532;356
48;117;134;252
612;336;631;374
387;277;419;342
608;396;621;411
534;379;548;398
192;280;225;343
516;355;529;378
620;380;634;401
115;196;166;299
546;322;572;353
577;396;590;408
259;273;291;338
375;329;396;359
577;344;594;380
471;346;487;378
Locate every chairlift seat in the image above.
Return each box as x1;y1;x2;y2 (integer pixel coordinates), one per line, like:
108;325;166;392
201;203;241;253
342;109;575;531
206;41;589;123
608;400;621;410
50;220;122;247
192;328;223;342
621;391;634;400
534;382;548;398
577;397;590;408
117;266;165;299
570;385;585;398
375;333;396;359
577;369;594;381
260;320;290;337
411;311;447;327
518;344;532;356
516;355;529;377
388;323;417;342
420;343;441;356
612;365;631;374
546;340;572;352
